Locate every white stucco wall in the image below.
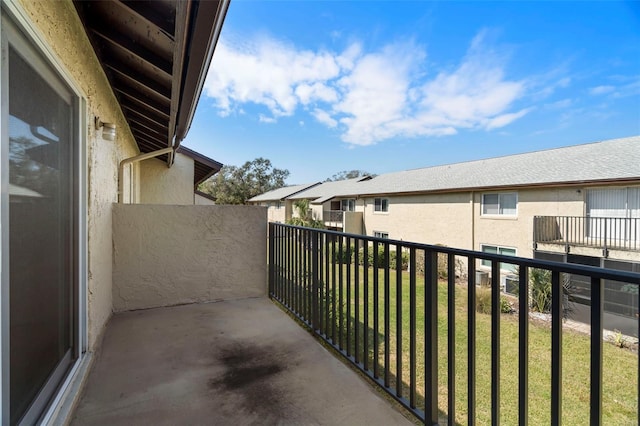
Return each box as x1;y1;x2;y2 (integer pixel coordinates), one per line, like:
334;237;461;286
112;205;267;312
139;153;194;205
18;0;140;350
363;193;473;248
474;187;585;259
267;204;286;223
195;193;215;205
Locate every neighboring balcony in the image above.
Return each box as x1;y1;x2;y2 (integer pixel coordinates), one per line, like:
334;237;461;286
323;210;363;233
534;215;640;256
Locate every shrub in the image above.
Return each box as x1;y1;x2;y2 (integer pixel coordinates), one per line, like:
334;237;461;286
358;245;408;270
476;287;512;314
530;268;552;313
476;288;492;314
332;244;354;264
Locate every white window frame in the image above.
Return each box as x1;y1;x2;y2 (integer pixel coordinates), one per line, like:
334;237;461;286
1;2;88;424
341;198;355;212
480;244;517;272
373;231;389;239
374;197;389;213
481;192;518;217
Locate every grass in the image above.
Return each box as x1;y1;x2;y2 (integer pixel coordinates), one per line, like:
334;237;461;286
275;262;638;425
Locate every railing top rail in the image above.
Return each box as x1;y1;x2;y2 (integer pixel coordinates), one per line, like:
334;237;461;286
270;222;640;285
534;215;639;219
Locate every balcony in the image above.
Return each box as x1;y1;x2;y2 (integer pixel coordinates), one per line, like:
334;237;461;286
534;215;640;255
323;209;344;225
69;211;639;425
323;210;363;233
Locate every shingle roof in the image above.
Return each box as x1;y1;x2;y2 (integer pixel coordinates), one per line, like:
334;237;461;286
351;136;640;196
248;182;321;202
251;136;640;203
289;176;372;202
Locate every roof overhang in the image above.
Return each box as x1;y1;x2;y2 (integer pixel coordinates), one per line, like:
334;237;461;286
73;0;229;164
177;145;223;187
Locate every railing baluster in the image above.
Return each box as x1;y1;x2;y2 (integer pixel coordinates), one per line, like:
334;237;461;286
590;276;603;425
448;253;456;424
347;237;352;357
332;235;337;344
491;260;501;426
384;242;391;388
551;270;562;426
425;249;439;424
364;241;369;372
339;238;344;350
519;267;529;426
409;247;417;409
396;244;403;396
355;238;360;365
468;256;476;426
373;241;380;379
325;233;330;337
312;230;319;331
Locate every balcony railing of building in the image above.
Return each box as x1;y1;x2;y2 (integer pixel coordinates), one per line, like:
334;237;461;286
323;210;344;224
534;216;640;253
268;222;640;425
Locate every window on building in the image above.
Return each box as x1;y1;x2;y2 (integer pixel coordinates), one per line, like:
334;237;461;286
374;231;389;239
374;198;389;212
341;198;355;211
482;192;517;216
481;245;517;272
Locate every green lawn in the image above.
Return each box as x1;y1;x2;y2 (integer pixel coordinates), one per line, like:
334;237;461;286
289;264;638;425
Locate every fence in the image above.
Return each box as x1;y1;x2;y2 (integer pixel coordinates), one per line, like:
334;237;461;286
268;223;640;425
534;216;640;252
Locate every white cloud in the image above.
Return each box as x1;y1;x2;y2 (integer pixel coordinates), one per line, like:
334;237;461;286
589;85;615;95
312;109;338;128
205;31;531;146
259;114;276;123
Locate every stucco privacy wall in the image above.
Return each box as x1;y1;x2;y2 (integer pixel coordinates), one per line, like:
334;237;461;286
18;0;140;350
112;205;267;312
139;153;194;205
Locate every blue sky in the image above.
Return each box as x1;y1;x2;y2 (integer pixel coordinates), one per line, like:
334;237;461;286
185;1;640;184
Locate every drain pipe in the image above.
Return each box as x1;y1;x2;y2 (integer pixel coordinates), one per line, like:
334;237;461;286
118;147;174;203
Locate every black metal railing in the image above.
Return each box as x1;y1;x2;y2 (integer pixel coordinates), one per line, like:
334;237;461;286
268;223;640;425
534;216;640;252
323;210;344;224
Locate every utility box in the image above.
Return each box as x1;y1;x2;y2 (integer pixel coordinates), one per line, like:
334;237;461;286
475;270;490;287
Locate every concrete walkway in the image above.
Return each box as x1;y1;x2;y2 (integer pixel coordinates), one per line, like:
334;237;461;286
71;298;413;425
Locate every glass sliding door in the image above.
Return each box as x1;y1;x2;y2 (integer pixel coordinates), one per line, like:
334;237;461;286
2;14;79;425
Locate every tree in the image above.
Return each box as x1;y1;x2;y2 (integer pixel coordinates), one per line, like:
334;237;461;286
325;170;375;182
286;199;325;229
198;158;289;204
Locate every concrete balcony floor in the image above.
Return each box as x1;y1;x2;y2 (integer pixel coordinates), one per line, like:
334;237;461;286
71;297;412;425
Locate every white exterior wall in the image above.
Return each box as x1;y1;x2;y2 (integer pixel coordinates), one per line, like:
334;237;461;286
112;205;267;311
267;204;286;223
362;193;473;248
195;193;215;205
474;187;584;260
139;152;194;205
17;0;140;350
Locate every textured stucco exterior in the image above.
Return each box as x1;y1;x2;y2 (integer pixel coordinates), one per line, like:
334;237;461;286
139;153;194;205
363;193;473;248
195;193;216;205
112;205;267;312
17;0;140;350
474;187;584;260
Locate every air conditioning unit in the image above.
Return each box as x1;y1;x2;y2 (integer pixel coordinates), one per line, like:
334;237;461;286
503;275;519;295
475;270;489;287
